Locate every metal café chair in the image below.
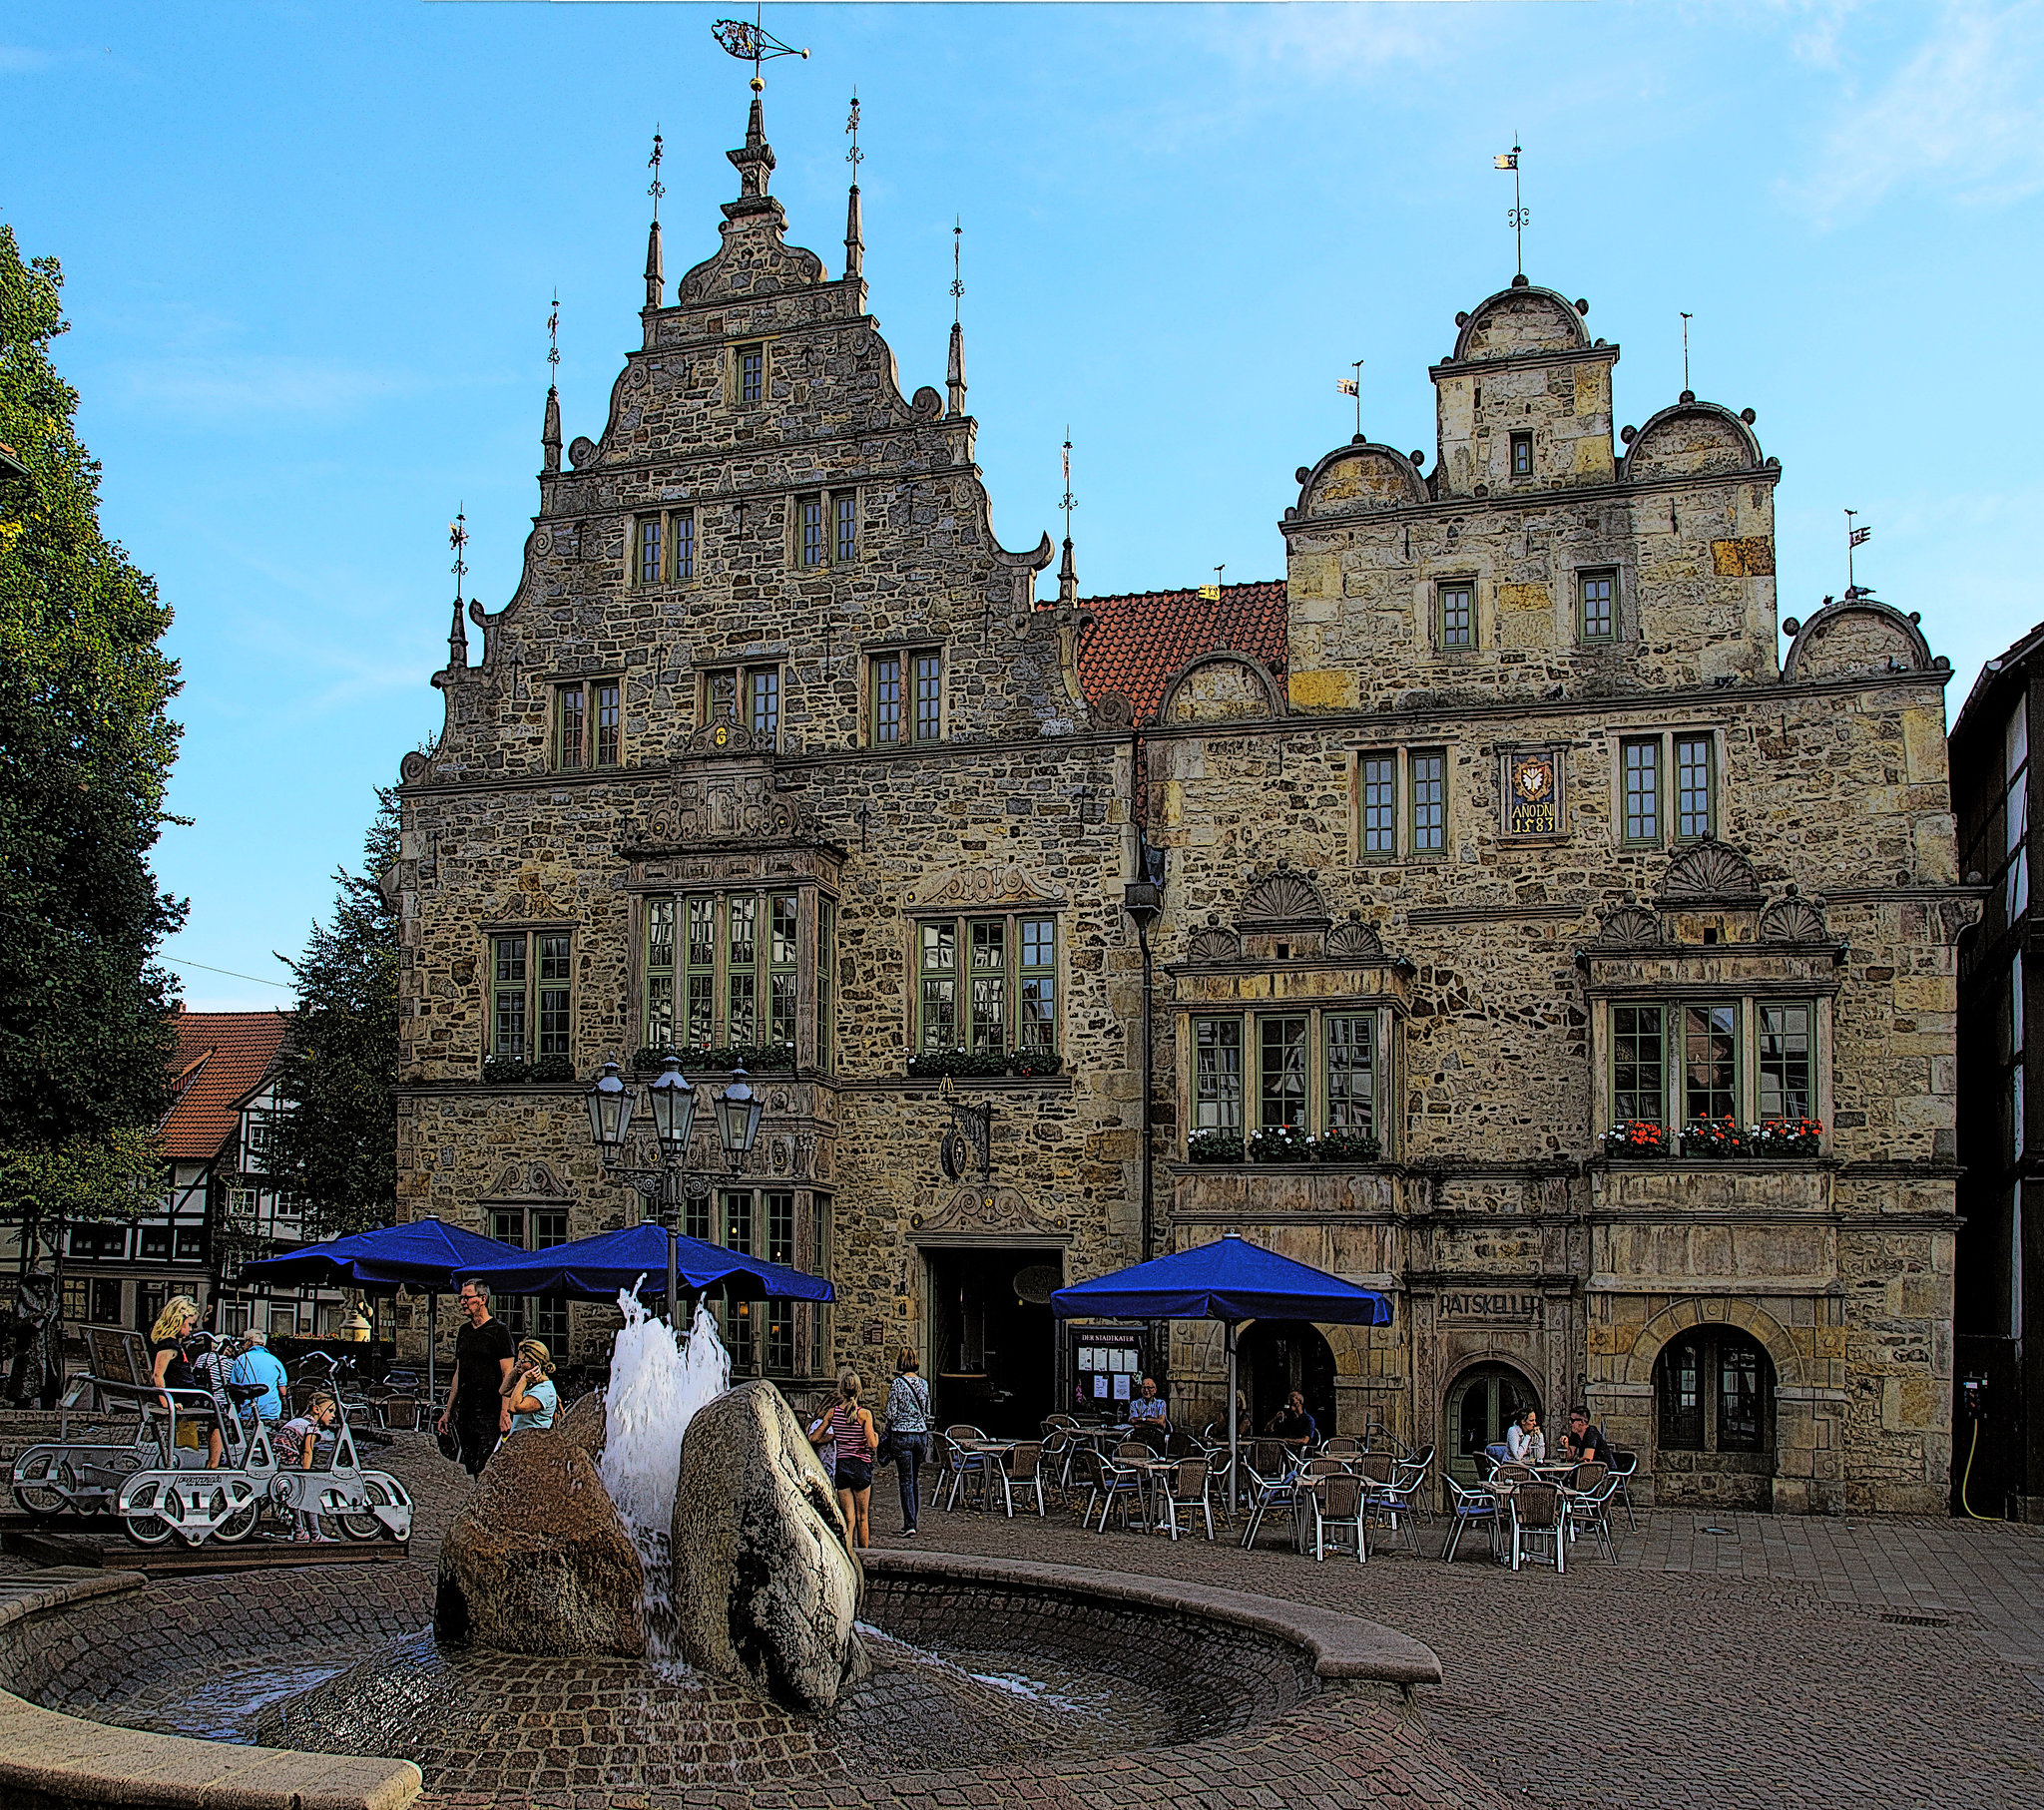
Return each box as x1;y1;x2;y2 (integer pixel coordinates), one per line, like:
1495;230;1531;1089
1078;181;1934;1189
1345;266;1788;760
938;1428;994;1513
1320;1435;1360;1460
1307;1471;1369;1564
1506;1480;1567;1573
1083;1447;1147;1534
1397;1445;1438;1521
989;1441;1048;1519
1039;1427;1079;1502
1607;1449;1641;1532
1362;1454;1424;1557
1239;1441;1301;1550
1561;1463;1619;1562
1158;1456;1215;1542
1441;1477;1502;1564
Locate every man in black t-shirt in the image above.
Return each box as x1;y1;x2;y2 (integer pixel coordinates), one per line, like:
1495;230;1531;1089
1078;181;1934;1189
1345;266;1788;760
1266;1391;1318;1450
438;1279;515;1477
1564;1406;1615;1470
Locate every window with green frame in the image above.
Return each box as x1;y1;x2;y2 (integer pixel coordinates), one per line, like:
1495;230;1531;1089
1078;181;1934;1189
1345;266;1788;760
1409;749;1446;854
1437;580;1475;650
1192;1009;1388;1145
1606;998;1814;1129
871;650;942;744
1621;737;1661;844
816;897;836;1074
490;931;571;1062
1675;734;1715;840
1578;569;1616;642
643;891;801;1054
915;913;1057;1053
1359;754;1396;854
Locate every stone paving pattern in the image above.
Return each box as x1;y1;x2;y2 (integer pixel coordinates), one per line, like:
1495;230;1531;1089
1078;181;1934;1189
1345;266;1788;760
3;1434;2042;1808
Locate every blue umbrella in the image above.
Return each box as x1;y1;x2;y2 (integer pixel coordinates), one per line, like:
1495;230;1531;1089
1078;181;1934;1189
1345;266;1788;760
1052;1233;1394;1509
458;1221;833;1306
239;1217;526;1403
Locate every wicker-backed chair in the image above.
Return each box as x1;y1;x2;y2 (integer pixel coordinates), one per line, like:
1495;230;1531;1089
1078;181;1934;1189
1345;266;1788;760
1506;1481;1566;1573
1441;1477;1501;1564
1562;1463;1618;1561
1320;1435;1360;1460
1083;1447;1147;1534
1239;1443;1300;1550
1306;1471;1369;1564
1607;1449;1641;1532
989;1441;1047;1519
1159;1457;1214;1542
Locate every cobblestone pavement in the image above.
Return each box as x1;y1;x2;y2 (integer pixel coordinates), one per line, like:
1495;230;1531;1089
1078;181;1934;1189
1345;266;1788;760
862;1467;2044;1810
8;1433;2043;1810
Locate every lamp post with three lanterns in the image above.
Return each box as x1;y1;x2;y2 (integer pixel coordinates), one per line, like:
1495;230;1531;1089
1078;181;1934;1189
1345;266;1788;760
584;1054;763;1325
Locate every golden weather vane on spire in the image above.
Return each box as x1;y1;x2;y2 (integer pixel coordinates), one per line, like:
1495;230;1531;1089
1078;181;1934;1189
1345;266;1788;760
713;10;808;92
547;290;560;378
846;90;862;171
449;507;469;606
647;129;665;223
1495;139;1528;276
951;219;964;325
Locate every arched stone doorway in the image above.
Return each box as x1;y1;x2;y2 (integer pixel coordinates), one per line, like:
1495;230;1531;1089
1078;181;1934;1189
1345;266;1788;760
1238;1322;1336;1441
1445;1360;1541;1488
1652;1326;1778;1510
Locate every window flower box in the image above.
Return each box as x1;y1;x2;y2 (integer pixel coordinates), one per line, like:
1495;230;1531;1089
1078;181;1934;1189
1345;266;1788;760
1680;1117;1751;1159
1750;1117;1823;1157
529;1054;576;1084
633;1043;796;1077
1007;1049;1064;1079
481;1058;531;1085
1186;1131;1245;1164
1601;1121;1668;1158
907;1048;1008;1080
1248;1125;1312;1163
1310;1128;1382;1162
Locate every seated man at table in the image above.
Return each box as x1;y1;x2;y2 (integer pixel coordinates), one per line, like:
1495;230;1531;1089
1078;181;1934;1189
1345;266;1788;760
1128;1376;1171;1452
1562;1405;1614;1469
1265;1390;1317;1450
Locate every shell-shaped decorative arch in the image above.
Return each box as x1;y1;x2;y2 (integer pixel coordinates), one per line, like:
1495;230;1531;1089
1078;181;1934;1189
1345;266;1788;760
1185;916;1244;963
1657;839;1764;905
1782;596;1937;682
1450;281;1590;363
1620;399;1764;484
1295;442;1429;518
1159;651;1285;724
1240;861;1331;930
1593;903;1662;946
1326;913;1385;960
1760;894;1829;942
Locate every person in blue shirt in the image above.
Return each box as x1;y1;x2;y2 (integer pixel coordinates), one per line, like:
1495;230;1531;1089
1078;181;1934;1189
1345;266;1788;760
229;1328;289;1425
502;1339;559;1433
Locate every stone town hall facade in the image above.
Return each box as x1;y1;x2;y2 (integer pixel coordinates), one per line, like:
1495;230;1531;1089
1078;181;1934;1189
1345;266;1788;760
392;95;1969;1514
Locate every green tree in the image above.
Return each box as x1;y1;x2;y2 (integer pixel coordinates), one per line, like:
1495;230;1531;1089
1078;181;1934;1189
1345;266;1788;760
0;225;184;1256
267;789;399;1242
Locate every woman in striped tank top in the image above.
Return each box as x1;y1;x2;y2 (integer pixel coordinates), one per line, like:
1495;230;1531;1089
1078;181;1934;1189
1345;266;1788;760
809;1368;877;1551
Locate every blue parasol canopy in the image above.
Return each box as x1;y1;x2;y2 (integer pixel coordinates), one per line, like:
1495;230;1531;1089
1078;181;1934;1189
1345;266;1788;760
456;1221;833;1304
238;1216;525;1291
1051;1233;1393;1327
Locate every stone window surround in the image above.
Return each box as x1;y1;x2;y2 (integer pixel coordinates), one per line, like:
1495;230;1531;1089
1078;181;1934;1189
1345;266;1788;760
698;663;782;741
786;486;859;572
629;506;697;590
550;675;623;772
688;1183;826;1379
1606;723;1722;849
1347;745;1450;864
640;885;817;1057
1576;564;1620;644
1432;573;1479;653
861;640;946;747
1179;1001;1397;1152
731;337;770;407
483;924;575;1065
905;904;1063;1060
1585;986;1834;1146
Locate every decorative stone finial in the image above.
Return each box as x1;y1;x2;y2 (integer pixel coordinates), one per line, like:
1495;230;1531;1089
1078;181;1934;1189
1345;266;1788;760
1057;536;1077;609
725;92;778;219
946;320;967;419
644;218;665;310
542;385;562;476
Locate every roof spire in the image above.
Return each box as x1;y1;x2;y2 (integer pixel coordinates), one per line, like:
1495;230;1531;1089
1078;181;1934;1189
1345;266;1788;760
946;219;967;417
542;290;562;475
843;91;864;281
644;131;666;308
446;508;471;671
1058;430;1078;607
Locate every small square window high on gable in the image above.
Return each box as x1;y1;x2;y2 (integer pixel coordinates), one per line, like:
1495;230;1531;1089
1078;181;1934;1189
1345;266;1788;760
1510;431;1533;477
1437;581;1475;651
739;343;764;405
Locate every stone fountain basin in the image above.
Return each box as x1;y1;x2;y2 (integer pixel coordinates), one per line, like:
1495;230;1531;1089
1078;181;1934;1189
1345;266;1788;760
0;1553;1445;1808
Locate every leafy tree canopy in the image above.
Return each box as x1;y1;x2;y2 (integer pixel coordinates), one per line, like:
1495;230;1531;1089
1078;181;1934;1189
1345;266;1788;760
0;224;184;1225
268;789;398;1241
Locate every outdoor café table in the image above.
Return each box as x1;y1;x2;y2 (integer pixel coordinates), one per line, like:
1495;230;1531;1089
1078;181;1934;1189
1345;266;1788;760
954;1439;1017;1511
1117;1453;1178;1528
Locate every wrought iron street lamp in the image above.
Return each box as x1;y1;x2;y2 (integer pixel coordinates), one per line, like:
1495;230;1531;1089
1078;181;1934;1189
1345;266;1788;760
584;1054;761;1324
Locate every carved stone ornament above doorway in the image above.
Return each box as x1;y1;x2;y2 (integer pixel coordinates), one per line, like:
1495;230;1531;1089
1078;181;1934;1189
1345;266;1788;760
907;1183;1063;1239
910;863;1063;911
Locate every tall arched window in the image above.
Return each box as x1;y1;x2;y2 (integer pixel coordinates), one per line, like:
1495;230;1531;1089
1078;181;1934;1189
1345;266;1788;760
1656;1326;1775;1453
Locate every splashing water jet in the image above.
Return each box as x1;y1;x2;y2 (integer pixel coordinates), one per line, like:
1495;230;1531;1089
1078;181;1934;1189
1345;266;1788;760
597;1285;730;1662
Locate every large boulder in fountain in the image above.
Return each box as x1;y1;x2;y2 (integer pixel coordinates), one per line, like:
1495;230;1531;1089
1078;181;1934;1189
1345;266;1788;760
557;1388;607;1462
435;1428;646;1657
671;1379;867;1714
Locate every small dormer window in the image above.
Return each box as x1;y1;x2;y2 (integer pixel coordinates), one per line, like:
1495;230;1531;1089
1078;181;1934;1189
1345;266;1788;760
1510;431;1533;477
740;344;764;405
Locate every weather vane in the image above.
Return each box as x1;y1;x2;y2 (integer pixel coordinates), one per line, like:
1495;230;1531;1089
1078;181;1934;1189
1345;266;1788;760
846;90;862;173
951;219;964;324
1495;140;1528;276
713;12;808;92
1060;430;1077;547
1681;311;1693;392
647;130;665;222
1337;358;1362;437
1845;509;1871;595
449;507;469;606
547;290;560;378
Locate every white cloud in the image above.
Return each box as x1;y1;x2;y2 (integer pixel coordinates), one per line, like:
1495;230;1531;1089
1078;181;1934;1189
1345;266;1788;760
111;353;408;420
1792;0;2044;219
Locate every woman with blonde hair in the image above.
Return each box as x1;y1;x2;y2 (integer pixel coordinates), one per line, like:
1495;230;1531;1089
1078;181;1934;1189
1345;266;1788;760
501;1338;559;1432
147;1296;221;1467
810;1367;877;1550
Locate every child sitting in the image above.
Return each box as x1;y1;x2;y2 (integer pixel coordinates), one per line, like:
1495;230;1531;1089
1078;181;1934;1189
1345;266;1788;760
273;1392;338;1542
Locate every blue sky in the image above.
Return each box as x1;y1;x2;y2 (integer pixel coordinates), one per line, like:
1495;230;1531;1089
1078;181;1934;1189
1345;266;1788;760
4;1;2041;1009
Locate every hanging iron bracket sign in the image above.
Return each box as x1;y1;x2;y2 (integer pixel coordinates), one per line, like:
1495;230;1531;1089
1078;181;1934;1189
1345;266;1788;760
936;1075;994;1184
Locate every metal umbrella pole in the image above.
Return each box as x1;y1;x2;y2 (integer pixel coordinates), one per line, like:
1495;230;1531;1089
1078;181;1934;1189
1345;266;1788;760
427;1291;437;1405
1227;1320;1240;1518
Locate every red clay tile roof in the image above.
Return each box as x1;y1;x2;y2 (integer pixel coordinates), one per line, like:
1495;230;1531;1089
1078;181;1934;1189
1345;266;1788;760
161;1010;291;1164
1071;581;1288;725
